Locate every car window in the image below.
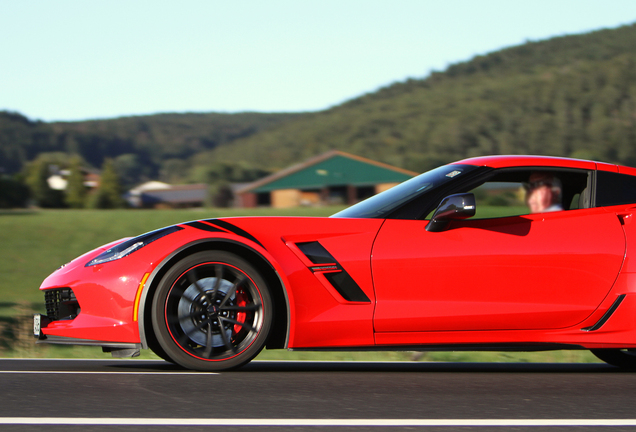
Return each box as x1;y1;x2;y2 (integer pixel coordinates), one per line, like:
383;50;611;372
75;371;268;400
332;164;480;219
424;168;592;220
596;171;636;207
470;181;529;219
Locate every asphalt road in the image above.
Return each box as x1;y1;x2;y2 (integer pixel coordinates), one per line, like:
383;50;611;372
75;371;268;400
1;358;636;431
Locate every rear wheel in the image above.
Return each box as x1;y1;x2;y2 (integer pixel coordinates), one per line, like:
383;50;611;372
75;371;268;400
151;251;272;371
591;349;636;369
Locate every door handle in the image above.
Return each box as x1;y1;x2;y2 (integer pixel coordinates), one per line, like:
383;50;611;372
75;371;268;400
617;213;633;225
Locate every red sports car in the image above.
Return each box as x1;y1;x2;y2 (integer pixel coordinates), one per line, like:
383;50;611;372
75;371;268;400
34;155;636;370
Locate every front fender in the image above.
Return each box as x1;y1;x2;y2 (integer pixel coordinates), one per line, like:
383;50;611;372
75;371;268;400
136;236;292;350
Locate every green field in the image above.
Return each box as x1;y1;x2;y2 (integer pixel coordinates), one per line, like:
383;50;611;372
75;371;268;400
0;207;600;364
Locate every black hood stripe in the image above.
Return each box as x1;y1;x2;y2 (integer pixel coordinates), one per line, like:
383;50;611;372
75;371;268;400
182;221;225;233
196;218;265;249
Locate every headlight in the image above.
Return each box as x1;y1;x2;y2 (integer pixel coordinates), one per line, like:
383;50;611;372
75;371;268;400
85;226;183;267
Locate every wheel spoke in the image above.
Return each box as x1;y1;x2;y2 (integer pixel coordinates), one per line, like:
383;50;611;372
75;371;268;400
179;289;198;304
220;274;246;307
221;303;261;312
181;294;197;305
217;317;237;354
202;322;213;358
178;309;206;323
193;317;211;332
187;268;213;305
167;313;183;327
175;332;193;347
212;264;224;300
221;316;256;333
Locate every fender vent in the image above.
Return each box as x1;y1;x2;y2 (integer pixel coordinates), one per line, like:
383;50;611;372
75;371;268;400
297;242;370;303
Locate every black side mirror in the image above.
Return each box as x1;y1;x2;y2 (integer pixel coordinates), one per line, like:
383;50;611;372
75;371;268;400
426;193;476;232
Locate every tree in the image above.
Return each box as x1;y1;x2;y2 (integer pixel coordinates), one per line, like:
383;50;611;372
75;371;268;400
25;158;64;208
65;155;87;208
113;153;149;188
88;159;126;209
210;182;234;208
0;175;29;208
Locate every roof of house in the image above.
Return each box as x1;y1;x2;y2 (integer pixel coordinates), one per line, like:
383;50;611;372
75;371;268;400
129;181;172;193
238;150;417;194
134;184;208;204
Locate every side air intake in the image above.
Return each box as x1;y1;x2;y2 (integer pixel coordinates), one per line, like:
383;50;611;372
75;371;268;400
582;294;626;332
296;241;370;303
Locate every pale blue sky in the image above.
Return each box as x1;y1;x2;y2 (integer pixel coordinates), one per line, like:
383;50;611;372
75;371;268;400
2;0;636;122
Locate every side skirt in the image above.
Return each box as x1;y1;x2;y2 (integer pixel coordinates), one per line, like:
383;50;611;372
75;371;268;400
289;343;586;352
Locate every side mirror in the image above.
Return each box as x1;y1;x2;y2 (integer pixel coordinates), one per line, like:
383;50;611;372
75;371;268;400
426;193;476;232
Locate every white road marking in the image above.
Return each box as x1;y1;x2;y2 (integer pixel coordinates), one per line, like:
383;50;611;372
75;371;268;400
0;371;216;375
0;418;635;427
0;358;168;362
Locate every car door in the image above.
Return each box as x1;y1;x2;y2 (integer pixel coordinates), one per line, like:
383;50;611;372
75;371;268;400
372;207;625;334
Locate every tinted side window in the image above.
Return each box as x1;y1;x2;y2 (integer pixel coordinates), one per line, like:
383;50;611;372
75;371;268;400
596;171;636;207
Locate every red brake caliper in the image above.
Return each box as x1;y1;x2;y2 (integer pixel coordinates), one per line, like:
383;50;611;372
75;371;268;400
233;289;248;334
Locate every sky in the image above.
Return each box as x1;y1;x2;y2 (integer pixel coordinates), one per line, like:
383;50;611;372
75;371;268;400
2;1;636;122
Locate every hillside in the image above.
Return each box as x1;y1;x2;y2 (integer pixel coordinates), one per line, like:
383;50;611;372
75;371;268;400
0;111;304;184
3;23;636;188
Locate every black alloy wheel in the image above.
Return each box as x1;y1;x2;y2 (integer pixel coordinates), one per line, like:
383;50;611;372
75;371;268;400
591;349;636;369
151;251;272;371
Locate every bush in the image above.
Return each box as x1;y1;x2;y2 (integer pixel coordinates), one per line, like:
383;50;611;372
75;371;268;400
0;176;29;208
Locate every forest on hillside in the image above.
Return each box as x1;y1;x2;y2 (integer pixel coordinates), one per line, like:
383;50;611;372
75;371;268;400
2;23;636;207
0;112;303;183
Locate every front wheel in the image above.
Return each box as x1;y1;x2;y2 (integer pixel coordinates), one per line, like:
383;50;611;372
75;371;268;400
151;251;272;371
591;349;636;369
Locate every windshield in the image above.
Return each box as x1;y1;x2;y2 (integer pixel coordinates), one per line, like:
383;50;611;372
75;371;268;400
332;164;478;219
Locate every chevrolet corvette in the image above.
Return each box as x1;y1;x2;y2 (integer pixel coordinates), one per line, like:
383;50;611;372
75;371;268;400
34;155;636;370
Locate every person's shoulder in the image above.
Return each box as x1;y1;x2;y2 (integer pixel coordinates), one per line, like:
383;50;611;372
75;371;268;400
545;204;563;212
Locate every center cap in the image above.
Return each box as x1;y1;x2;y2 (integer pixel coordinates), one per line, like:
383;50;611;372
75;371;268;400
207;305;219;317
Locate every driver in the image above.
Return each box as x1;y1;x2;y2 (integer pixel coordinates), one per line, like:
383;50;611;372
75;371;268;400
525;172;563;213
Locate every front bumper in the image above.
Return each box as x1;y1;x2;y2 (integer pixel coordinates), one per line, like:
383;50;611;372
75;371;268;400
34;313;141;357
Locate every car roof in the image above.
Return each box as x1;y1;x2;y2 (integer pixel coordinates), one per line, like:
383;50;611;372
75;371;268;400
453;154;629;173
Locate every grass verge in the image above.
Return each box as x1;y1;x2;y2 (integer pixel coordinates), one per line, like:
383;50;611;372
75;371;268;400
7;340;602;364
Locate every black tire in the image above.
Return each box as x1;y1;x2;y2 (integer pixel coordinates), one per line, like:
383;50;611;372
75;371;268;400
146;334;176;364
151;251;272;371
590;349;636;369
